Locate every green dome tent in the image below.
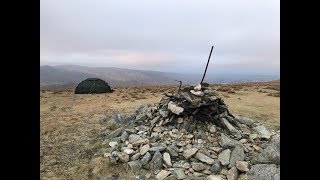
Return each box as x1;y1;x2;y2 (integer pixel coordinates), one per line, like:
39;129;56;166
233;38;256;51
74;78;113;94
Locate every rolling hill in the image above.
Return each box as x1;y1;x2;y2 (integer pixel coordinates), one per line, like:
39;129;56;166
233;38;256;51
40;65;279;88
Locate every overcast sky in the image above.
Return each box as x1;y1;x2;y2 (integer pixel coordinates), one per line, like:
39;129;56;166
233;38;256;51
40;0;280;75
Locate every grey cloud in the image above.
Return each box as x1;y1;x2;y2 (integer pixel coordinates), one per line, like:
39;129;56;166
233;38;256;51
41;0;279;75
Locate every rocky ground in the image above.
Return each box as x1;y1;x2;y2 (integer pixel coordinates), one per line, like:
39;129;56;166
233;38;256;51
40;81;279;179
99;119;280;180
94;84;280;180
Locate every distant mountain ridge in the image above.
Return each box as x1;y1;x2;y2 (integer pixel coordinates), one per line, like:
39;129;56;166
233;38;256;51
40;65;279;88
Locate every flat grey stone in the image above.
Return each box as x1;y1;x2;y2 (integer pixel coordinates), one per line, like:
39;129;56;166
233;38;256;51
131;138;149;146
156;170;171;180
128;160;142;171
163;152;172;167
247;164;279;180
235;161;249;172
159;109;169;118
183;148;199;159
140;144;150;155
229;145;245;168
253;125;271;139
219;133;242;148
118;152;129;162
131;153;141;161
150;151;163;171
120;131;129;142
128;134;142;143
166;145;179;157
135;113;147;122
206;175;223;180
218;149;231;166
235;116;256;128
148;146;166;152
191;162;206;171
164;175;178;180
194;152;214;164
106;127;125;139
210;160;222;174
140;152;151;165
173;168;186;180
226;167;238;180
252;138;280;165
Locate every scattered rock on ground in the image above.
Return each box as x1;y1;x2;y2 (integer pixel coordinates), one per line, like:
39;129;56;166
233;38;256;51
207;175;223;180
210;160;222;174
129;134;142;143
194;152;214;164
121;131;129;142
128;160;142;172
209;125;217;133
229;146;245;168
109;141;118;148
191;162;206;171
140;144;150;155
173;168;186;179
130;153;141;161
156;170;171;180
237;174;249;180
219;134;242;148
226;167;238;180
140;152;152;165
163;152;172;167
118;152;130;162
235;161;249;172
107;127;125;139
164;175;178;180
218;149;231;166
252;138;280;165
252;125;271;139
234;116;255;128
183;148;199;159
150;151;163;171
247;164;279;180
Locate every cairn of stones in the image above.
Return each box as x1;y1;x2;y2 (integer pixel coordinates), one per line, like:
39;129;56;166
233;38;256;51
101;83;280;180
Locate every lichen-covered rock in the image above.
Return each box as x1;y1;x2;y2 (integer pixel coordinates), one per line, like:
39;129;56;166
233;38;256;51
252;138;280;165
140;152;151;165
247;164;279;180
127;160;142;172
210;160;222;174
173;169;186;180
150;151;163;171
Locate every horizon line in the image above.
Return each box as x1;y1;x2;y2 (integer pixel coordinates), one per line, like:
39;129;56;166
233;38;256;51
40;64;280;76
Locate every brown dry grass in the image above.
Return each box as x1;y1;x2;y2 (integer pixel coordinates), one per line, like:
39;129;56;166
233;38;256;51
217;86;232;92
40;81;280;179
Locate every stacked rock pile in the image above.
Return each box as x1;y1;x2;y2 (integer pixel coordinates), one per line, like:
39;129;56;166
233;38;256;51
100;84;280;180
